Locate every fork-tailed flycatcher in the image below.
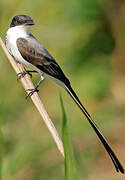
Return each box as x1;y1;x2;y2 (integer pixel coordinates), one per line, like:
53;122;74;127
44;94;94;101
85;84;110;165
5;15;124;173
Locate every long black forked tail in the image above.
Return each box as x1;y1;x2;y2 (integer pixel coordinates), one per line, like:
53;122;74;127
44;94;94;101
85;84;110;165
65;84;124;174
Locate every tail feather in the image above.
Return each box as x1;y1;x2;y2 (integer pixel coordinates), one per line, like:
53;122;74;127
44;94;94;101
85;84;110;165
65;84;124;174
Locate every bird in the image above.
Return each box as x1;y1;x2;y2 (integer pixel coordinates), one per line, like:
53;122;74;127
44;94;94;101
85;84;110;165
5;15;124;173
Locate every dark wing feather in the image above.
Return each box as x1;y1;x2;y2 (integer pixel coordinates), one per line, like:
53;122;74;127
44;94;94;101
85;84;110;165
17;37;70;85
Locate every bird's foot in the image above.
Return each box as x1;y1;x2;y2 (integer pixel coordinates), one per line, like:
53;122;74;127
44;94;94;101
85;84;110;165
26;88;39;98
17;71;32;80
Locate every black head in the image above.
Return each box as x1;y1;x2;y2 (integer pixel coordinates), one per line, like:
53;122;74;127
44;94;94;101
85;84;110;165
10;15;35;28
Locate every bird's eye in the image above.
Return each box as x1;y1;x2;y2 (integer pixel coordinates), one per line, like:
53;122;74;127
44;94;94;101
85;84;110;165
14;17;19;24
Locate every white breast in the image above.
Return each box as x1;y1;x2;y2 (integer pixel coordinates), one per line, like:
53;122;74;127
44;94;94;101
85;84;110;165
6;26;34;68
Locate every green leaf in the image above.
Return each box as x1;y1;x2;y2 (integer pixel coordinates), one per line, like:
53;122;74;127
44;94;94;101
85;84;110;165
60;95;79;180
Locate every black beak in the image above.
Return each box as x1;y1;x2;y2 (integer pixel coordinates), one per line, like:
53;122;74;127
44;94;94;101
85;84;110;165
25;20;35;26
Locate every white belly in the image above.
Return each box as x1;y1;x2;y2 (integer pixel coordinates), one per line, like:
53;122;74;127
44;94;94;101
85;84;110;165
6;37;32;68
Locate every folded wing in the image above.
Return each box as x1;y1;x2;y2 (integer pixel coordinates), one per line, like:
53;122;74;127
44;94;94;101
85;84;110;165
17;37;70;85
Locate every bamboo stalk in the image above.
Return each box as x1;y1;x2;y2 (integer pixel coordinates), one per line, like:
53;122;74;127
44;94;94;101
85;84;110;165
0;37;64;158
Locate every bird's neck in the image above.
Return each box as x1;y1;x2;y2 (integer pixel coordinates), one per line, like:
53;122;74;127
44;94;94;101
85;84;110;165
7;25;30;39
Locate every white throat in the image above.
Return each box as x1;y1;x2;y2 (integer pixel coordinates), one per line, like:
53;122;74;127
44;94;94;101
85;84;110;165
6;25;30;40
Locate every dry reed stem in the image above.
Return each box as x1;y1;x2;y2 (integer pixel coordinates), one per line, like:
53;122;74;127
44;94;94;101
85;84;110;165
0;37;64;158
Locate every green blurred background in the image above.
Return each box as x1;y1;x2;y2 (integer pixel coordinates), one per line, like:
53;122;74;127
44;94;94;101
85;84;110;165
0;0;125;179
